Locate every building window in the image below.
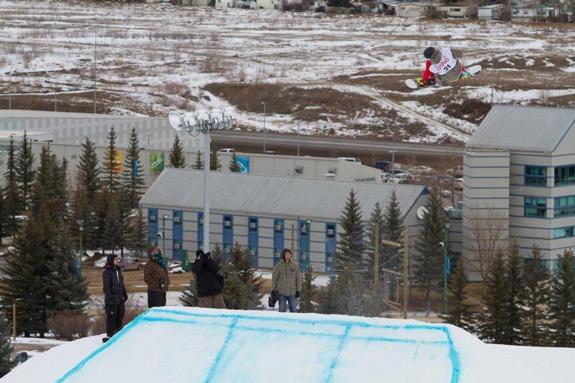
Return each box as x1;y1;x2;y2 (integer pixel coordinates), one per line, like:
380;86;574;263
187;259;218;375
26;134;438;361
555;165;575;186
524;197;546;217
525;166;547;186
249;218;258;232
224;216;233;228
326;224;336;238
553;227;574;239
554;196;575;217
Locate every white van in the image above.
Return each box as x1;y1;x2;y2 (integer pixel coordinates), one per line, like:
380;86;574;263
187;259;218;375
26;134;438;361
217;148;235;154
338;157;361;164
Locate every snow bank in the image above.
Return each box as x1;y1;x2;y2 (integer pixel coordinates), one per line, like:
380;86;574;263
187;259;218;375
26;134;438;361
5;307;575;383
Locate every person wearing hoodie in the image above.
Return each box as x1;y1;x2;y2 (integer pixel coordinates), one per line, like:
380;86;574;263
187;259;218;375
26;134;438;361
191;249;226;309
420;46;466;86
144;247;170;308
271;249;301;313
102;254;128;342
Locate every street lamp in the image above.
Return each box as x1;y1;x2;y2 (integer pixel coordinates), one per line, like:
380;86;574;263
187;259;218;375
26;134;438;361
76;219;84;277
440;224;451;314
389;150;397;173
168;108;234;250
262;102;267;153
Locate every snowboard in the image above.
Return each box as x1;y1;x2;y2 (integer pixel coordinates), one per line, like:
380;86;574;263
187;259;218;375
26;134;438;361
405;65;482;90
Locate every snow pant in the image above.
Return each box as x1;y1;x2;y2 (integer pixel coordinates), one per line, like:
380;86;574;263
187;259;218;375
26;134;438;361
105;302;125;338
198;294;226;309
147;290;167;308
278;295;297;313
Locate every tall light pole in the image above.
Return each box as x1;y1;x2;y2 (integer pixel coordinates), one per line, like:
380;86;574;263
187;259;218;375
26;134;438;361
76;219;84;277
162;214;168;257
262;102;266;153
389;150;396;173
441;225;450;314
297;121;300;157
168;108;234;251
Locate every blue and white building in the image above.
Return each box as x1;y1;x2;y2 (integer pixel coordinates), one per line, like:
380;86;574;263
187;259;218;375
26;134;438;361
140;169;429;272
462;105;575;279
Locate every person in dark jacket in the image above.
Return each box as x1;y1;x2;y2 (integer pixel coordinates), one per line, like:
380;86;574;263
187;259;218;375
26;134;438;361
144;247;170;308
191;250;226;309
102;254;128;342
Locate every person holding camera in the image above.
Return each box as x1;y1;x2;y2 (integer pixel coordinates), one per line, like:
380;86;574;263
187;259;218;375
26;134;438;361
102;254;128;342
144;247;170;308
271;249;301;313
192;249;226;309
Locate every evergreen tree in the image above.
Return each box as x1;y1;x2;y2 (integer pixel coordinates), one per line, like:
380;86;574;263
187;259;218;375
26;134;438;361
180;277;199;307
76;138;100;205
480;250;508;344
364;203;384;280
0;188;5;242
169;134;186;168
382;191;403;270
337;189;365;273
222;244;262;309
46;224;88;313
72;138;100;250
318;278;338;314
193;151;204;170
445;259;472;331
0;217;54;336
3;135;21;237
523;246;550;346
30;146;68;220
548;250;575;347
0;315;15;378
101;127;120;193
121;128;145;210
98;190;121;253
210;150;221;171
300;267;316;313
15;131;35;211
414;188;445;310
127;211;149;258
229;152;241;172
502;240;525;345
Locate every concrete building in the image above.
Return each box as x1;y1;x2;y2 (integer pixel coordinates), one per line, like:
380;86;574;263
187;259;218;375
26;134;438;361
478;4;503;20
462;105;575;280
140;168;429;271
218;152;382;183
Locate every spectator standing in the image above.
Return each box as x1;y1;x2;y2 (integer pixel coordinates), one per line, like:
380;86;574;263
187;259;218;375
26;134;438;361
144;247;170;308
192;250;226;309
272;249;301;313
102;254;128;342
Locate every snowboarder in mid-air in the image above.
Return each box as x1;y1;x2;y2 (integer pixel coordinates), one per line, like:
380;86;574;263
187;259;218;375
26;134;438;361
405;46;481;90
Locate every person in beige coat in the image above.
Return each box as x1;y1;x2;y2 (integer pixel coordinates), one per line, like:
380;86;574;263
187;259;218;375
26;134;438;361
271;249;301;312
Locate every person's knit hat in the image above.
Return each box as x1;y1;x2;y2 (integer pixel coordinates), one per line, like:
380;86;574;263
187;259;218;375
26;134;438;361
106;254;117;266
423;47;435;59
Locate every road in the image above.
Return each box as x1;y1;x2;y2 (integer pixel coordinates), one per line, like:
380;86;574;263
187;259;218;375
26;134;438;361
211;130;465;159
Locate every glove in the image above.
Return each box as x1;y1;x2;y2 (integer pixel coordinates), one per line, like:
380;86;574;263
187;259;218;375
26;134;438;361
159;278;165;290
295;291;301;299
123;294;128;302
271;290;278;300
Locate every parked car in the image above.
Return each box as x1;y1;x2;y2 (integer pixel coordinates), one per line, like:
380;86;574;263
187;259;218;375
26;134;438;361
120;256;144;272
371;160;391;172
217;148;235;154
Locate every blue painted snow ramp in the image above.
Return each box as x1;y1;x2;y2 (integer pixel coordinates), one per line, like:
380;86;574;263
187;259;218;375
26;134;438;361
58;308;460;383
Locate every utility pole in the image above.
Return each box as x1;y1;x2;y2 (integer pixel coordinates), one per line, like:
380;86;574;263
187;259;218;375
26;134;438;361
297;121;300;157
262;102;266;153
402;228;409;319
373;224;379;291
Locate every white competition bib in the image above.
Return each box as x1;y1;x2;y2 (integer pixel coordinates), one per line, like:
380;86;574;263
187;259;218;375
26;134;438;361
430;48;457;75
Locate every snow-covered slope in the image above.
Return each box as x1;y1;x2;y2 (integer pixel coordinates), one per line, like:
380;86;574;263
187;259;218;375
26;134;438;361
4;308;575;383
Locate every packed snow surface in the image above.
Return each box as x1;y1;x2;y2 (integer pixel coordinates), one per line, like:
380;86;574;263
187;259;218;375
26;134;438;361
4;307;575;382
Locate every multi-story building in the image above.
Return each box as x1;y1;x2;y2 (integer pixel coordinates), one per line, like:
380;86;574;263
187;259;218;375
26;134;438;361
462;105;575;280
140;168;429;272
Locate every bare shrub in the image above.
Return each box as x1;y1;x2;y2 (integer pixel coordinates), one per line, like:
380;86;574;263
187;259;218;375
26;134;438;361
48;311;91;341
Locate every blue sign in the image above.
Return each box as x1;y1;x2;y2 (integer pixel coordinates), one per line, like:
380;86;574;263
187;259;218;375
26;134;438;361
237;156;250;173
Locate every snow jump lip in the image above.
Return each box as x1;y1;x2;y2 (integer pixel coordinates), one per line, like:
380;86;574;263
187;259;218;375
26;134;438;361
57;308;460;383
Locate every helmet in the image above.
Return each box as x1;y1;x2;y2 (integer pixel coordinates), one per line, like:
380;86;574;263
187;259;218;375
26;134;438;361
423;47;435;59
